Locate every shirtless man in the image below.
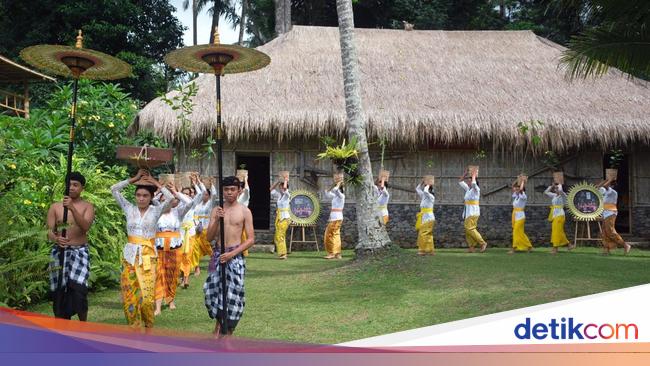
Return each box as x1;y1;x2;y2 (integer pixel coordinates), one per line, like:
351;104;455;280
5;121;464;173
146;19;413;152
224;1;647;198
46;172;95;320
203;176;254;337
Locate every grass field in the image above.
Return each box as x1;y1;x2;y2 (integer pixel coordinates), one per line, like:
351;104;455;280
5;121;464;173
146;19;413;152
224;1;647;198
30;247;650;344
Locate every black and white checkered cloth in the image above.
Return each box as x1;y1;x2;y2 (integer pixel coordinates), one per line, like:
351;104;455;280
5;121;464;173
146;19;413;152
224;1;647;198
49;245;90;292
203;254;245;322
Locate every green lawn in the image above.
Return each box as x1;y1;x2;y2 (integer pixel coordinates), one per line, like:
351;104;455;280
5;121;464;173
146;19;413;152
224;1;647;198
30;247;650;344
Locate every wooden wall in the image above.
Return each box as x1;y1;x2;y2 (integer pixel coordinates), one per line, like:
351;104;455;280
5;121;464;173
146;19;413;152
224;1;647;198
177;138;615;206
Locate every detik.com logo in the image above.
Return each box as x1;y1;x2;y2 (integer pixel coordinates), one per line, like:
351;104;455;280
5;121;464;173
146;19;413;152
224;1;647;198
514;318;638;340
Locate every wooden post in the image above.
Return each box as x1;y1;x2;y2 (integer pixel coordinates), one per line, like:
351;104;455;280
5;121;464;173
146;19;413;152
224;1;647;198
23;81;29;119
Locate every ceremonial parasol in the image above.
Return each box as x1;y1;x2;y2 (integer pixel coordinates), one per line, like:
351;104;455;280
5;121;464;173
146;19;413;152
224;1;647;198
20;31;131;318
164;28;269;335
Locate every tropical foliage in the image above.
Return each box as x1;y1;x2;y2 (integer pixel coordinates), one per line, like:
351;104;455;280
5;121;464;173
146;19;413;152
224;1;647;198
317;136;361;184
558;0;650;80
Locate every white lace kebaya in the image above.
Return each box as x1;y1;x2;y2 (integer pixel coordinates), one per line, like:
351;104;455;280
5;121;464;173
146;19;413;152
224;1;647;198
111;179;174;266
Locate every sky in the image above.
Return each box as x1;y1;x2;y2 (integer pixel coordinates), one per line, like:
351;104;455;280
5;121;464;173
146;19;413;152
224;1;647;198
170;0;241;46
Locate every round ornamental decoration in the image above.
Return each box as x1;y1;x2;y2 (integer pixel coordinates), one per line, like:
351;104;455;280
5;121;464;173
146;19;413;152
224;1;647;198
567;182;605;221
289;190;321;226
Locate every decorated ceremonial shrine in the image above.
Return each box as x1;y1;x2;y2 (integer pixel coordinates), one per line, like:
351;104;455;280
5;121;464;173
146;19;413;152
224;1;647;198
134;26;650;248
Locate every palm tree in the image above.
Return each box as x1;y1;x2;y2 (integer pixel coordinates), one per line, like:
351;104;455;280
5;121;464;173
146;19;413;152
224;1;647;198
559;0;650;79
182;0;198;45
238;0;248;45
183;0;238;44
335;0;391;256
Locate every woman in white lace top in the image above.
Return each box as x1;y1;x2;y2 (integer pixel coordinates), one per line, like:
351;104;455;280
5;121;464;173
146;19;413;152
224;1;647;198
111;169;173;329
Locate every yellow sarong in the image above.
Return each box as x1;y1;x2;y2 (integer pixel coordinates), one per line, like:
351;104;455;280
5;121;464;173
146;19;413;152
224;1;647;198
154;232;181;303
180;222;194;277
274;208;290;256
122;236;156;328
512;216;532;251
464;215;486;248
324;220;343;255
551;215;570;247
191;231;213;270
417;220;435;253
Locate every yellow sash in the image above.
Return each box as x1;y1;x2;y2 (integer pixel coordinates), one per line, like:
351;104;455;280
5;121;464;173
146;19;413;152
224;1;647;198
181;222;193;254
155;231;181;251
464;200;479;206
512;207;525;225
377;205;387;210
415;208;434;230
604;203;618;211
548;205;563;222
127;235;155;271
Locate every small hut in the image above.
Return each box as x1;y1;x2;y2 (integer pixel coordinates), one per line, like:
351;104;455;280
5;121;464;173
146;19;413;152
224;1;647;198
0;54;56;118
133;26;650;247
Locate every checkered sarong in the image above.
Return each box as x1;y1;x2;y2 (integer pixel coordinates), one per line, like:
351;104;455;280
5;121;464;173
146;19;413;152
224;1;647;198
49;245;90;291
203;253;245;322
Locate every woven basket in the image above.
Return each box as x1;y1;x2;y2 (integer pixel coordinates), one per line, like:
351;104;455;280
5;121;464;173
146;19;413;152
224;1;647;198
236;169;248;181
175;172;192;189
423;175;435;186
158;173;175;187
379;169;390;181
606;169;618;181
116;145;173;169
517;174;528;185
278;170;290;181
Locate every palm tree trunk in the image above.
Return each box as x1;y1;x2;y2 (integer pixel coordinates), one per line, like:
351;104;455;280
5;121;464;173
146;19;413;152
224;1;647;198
193;0;198;45
283;0;291;33
274;0;284;35
335;0;391;256
238;0;248;45
209;0;220;44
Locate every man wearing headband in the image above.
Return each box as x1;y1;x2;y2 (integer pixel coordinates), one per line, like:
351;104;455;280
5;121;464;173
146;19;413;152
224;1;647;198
46;171;95;321
203;176;255;337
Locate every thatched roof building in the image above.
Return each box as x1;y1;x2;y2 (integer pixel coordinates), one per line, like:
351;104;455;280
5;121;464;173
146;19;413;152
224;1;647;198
134;26;650;247
136;26;650;152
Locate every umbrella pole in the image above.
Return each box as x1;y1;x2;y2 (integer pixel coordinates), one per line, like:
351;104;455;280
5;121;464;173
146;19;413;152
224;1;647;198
215;73;229;335
56;77;79;317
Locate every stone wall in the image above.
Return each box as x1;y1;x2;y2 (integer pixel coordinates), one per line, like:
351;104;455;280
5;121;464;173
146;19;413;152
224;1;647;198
632;207;650;238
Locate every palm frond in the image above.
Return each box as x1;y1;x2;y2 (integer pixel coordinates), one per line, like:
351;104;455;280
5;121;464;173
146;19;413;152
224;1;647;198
0;228;45;249
561;24;650;80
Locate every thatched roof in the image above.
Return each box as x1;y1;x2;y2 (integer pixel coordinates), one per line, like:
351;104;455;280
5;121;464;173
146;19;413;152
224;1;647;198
0;54;56;83
136;26;650;151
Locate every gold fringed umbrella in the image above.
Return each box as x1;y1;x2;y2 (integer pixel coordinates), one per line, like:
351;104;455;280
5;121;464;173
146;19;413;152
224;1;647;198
20;31;132;319
20;31;131;80
163;28;269;335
